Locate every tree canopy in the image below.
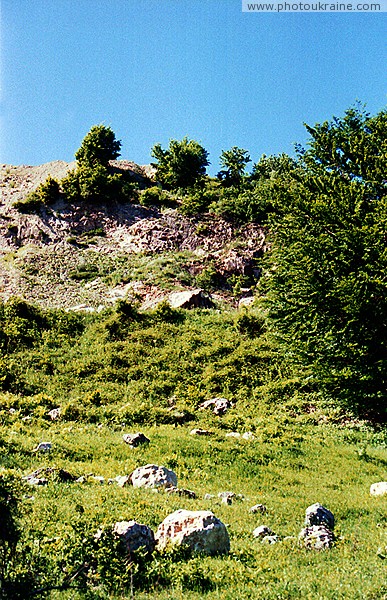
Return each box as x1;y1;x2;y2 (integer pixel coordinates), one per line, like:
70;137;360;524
75;124;121;168
151;137;210;189
218;146;251;187
262;105;387;415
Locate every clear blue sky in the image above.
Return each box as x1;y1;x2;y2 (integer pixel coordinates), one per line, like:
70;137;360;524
1;0;386;173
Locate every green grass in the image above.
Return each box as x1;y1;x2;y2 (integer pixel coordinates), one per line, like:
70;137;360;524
1;302;387;598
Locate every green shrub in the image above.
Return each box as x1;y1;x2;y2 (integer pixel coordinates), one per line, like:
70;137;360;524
13;175;60;213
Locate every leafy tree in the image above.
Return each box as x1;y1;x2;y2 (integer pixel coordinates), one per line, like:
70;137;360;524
75;124;121;168
251;153;297;181
151;137;209;189
218;146;251;187
262;105;387;415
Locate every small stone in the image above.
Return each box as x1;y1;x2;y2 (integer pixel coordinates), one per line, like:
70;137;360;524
47;408;61;420
250;504;267;514
32;442;52;452
261;535;279;544
370;482;387;497
190;428;213;436
218;491;236;500
222;496;233;505
165;487;197;499
122;432;150;447
253;525;274;538
91;476;105;484
200;398;232;416
26;477;48;486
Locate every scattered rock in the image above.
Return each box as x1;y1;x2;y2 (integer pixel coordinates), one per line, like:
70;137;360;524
115;475;131;488
47;407;61;421
200;397;232;416
218;491;236;503
91;476;105;484
249;504;267;514
25;477;48;486
32;442;52;453
370;482;387;497
155;509;230;555
122;432;150;447
305;503;334;530
299;525;334;550
190;428;213;436
261;535;279;544
165;486;197;499
253;525;274;539
238;296;255;308
113;520;156;556
130;464;177;489
55;469;76;482
168;289;213;310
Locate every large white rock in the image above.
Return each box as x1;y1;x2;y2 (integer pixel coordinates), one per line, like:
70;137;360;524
155;509;230;555
130;464;177;489
113;520;155;556
370;482;387;496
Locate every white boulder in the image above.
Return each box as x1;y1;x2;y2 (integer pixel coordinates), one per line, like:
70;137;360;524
130;464;177;489
155;509;230;555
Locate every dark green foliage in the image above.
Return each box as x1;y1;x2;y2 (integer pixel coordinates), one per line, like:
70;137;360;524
75;124;121;168
139;186;176;208
61;164;126;205
151;137;210;189
263;105;387;415
218;146;251;187
13;175;60;213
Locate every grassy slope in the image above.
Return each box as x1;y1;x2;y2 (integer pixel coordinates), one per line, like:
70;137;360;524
1;306;387;598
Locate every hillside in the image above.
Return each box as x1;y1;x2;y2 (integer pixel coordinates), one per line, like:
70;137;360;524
1;108;386;599
0;161;264;310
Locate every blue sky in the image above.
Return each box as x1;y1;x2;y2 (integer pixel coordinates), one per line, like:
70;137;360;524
1;0;386;173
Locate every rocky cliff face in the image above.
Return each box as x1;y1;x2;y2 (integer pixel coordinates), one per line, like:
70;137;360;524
0;161;266;310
